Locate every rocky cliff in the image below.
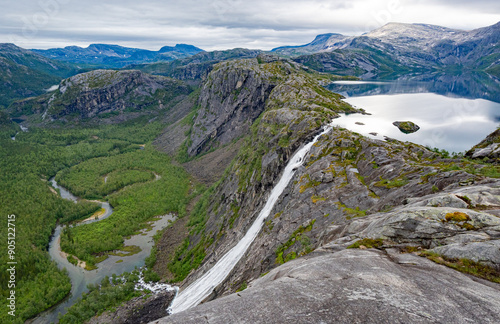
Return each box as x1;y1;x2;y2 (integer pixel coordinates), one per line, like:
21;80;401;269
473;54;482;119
149;56;500;323
132;48;263;84
157;124;500;324
9;69;192;123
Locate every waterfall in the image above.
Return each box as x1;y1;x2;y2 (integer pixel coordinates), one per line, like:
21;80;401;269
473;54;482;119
170;124;333;314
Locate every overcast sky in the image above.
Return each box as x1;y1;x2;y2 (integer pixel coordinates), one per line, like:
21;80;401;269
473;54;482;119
1;0;499;51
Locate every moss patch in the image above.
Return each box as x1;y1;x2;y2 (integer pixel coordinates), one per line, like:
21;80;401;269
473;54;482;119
275;220;315;264
347;238;383;249
421;251;500;284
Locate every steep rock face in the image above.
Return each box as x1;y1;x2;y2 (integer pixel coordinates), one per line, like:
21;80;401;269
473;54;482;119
9;69;191;121
158;131;500;323
132;49;262;83
164;58;358;286
208;128;496;297
154;57;356;159
187;59;277;156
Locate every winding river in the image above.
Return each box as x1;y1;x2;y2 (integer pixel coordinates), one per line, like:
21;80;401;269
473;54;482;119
32;179;174;324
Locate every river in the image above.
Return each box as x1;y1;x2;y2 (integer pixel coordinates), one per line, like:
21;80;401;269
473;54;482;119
32;179;174;324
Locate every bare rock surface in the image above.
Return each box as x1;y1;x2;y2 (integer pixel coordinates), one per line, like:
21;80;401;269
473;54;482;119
155;249;500;324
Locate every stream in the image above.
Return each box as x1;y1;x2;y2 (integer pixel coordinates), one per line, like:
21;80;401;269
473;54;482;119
170;123;334;313
33;179;174;324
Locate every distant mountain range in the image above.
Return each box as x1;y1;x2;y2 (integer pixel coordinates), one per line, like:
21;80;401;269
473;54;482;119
32;43;204;68
274;22;500;78
0;43;81;108
0;21;498;109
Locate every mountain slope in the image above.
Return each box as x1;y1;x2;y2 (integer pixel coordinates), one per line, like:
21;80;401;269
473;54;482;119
33;43;204;68
273;22;500;77
9;69;192;122
130;48;262;83
0;43;81;108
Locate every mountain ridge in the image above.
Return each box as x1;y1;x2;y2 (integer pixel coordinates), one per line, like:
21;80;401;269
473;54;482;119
32;43;204;68
0;43;82;108
273;21;500;78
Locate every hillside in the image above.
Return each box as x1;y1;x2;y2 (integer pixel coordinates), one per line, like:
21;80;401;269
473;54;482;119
273;22;500;77
130;48;262;83
128;55;500;323
8;69;192;123
0;43;81;108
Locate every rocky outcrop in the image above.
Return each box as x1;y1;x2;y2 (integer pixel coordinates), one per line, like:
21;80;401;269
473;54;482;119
149;57;500;324
134;48;262;83
89;291;175;324
157;248;500;324
154;58;358;159
393;121;420;134
466;128;500;162
156;164;500;323
9;70;192;122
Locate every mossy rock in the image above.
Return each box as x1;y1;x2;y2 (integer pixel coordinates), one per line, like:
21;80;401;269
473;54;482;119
393;121;420;134
445;212;470;222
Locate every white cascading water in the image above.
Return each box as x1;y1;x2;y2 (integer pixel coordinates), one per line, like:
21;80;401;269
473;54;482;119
170;123;333;314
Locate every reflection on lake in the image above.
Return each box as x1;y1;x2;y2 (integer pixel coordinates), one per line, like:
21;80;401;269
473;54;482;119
328;72;500;103
329;75;500;153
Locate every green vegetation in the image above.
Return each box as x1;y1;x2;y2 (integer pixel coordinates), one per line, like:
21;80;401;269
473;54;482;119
59;272;143;323
393;121;420;134
57;164;155;200
347;238;384;249
236;281;248;292
445;212;470;222
336;202;367;219
0;44;81;108
442;211;476;230
0;118;180;323
59;147;190;268
421;251;500;284
299;174;321;193
275;220;315;265
374;176;409;189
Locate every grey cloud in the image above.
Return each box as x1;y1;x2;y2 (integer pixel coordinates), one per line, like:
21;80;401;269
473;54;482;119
0;0;498;50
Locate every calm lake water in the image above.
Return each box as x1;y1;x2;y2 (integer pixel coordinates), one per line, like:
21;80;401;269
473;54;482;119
328;78;500;153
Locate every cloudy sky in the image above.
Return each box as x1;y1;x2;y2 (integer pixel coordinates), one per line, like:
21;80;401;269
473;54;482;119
1;0;499;51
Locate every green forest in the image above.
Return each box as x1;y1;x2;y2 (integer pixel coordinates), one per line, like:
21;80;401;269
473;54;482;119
58;147;190;267
0;118;190;323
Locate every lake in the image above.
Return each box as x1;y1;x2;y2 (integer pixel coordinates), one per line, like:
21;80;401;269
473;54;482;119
328;76;500;153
